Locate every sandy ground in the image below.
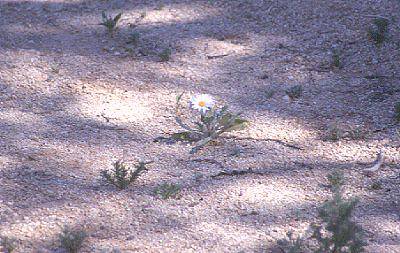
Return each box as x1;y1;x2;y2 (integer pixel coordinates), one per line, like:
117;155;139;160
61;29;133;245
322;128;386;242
0;0;399;252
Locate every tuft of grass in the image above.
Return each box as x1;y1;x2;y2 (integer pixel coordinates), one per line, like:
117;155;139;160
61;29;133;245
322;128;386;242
395;102;400;122
368;17;389;45
154;182;182;199
285;85;303;100
158;48;172;62
101;160;151;190
100;12;122;37
59;227;87;253
0;236;17;253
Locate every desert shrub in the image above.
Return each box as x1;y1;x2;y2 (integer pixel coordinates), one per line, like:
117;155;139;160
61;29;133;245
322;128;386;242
278;171;366;253
101;160;151;190
100;12;122;37
59;227;87;253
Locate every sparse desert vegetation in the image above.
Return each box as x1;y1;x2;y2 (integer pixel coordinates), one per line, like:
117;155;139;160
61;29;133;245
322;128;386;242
0;1;399;252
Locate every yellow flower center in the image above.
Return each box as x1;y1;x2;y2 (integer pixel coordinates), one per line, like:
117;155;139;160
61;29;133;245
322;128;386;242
198;101;206;107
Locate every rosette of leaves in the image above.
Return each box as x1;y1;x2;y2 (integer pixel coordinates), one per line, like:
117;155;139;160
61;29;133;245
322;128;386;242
101;160;151;189
100;12;122;37
174;93;248;153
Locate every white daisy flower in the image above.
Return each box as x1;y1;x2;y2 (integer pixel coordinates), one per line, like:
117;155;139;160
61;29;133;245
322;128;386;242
190;94;215;113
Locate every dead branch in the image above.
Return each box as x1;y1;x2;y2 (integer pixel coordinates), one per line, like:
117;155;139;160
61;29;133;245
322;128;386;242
211;168;269;178
221;136;303;150
207;54;229;59
190;158;224;168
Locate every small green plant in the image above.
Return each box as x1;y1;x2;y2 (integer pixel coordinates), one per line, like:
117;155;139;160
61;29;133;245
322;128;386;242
154;182;181;199
395;102;400;122
285;85;303;99
368;17;389;45
155;3;165;10
127;31;140;46
278;171;366;253
264;89;275;100
101;160;151;189
173;93;248;153
59;227;87;253
347;126;368;140
323;124;368;141
327;169;345;191
323;123;343;141
370;181;383;190
50;64;60;74
331;49;342;69
159;48;172;62
0;236;17;253
277;232;307;253
100;12;122;37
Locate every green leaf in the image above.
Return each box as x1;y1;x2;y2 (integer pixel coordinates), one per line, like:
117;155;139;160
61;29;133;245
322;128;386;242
114;12;122;23
218;112;233;126
195;121;204;132
216;105;228;117
176;92;184;104
224;118;248;132
172;132;192;141
190;136;214;154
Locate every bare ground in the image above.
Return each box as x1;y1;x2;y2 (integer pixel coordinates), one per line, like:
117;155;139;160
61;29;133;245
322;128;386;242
0;0;399;252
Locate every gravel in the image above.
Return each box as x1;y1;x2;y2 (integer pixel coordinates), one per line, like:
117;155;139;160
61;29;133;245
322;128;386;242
0;0;399;252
